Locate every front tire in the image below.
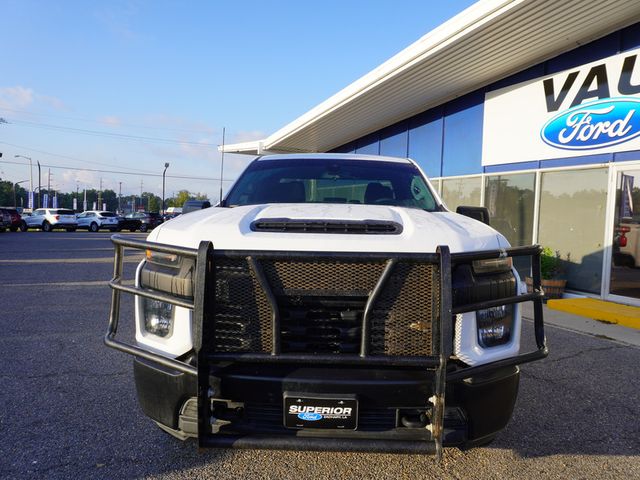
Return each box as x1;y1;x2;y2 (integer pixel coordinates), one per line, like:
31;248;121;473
140;224;148;232
42;221;52;232
19;221;27;232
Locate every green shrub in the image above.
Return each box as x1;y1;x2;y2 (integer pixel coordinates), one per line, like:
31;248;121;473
540;247;565;280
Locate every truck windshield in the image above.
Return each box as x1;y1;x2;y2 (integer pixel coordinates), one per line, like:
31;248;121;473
225;158;439;211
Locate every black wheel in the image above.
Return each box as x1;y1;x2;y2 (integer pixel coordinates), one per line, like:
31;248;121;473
90;222;99;232
9;227;17;232
42;221;52;232
66;228;76;232
19;221;27;232
139;224;148;232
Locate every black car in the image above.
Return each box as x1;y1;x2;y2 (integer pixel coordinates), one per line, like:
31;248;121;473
117;215;142;232
0;207;21;231
125;212;163;232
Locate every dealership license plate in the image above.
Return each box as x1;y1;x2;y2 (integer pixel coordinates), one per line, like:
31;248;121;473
283;393;358;429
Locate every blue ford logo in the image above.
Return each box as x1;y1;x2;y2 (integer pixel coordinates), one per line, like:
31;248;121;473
541;97;640;150
298;412;323;421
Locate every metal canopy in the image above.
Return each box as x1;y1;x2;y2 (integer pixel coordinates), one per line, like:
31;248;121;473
223;0;640;155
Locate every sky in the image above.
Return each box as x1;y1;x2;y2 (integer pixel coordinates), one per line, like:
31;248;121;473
0;0;477;203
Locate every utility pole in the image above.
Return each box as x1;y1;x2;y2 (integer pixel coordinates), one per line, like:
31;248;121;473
140;179;144;211
118;181;122;213
98;178;103;209
219;127;225;204
37;160;41;208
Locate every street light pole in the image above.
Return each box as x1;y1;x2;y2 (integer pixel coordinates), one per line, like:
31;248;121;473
13;180;28;207
162;163;169;215
14;154;33;201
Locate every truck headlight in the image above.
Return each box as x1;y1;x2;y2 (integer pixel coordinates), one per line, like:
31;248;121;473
142;297;174;338
476;305;513;347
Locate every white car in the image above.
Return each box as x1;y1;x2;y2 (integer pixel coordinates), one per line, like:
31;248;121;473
76;210;120;232
24;208;77;232
105;153;547;456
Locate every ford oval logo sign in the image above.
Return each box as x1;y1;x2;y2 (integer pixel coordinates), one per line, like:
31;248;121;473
541;98;640;150
298;412;323;421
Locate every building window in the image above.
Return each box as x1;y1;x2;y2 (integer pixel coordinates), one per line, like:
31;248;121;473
379;123;408;157
408;112;443;178
538;168;608;294
484;173;535;247
441;176;482;212
355;133;379;155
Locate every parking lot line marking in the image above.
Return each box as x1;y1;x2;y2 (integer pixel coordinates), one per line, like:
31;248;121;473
0;280;135;287
0;257;143;264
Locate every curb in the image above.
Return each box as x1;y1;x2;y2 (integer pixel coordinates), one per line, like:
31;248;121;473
547;298;640;330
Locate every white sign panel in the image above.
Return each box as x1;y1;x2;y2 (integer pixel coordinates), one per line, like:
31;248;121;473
483;47;640;165
52;195;58;209
28;191;33;209
43;193;49;208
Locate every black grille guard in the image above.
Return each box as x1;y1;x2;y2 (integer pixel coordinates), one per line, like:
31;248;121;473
105;235;547;458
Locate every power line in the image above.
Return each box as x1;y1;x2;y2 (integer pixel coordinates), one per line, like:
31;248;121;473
0;140;159;175
0;159;235;182
6;118;219;147
0;106;217;135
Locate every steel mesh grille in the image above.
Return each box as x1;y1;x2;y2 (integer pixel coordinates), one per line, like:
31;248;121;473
370;263;438;356
262;259;386;295
208;256;438;357
212;258;272;352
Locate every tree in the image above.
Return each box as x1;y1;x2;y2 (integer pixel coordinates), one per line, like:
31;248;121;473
0;178;28;207
174;190;191;207
142;192;161;212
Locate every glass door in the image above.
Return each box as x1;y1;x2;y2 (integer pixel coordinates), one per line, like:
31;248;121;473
609;169;640;301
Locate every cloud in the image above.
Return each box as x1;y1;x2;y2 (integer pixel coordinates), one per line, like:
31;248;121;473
0;86;66;112
0;86;35;110
99;115;122;127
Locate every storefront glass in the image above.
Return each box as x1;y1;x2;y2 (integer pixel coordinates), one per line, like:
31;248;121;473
538;168;608;294
610;169;640;300
441;176;482;211
484;174;535;247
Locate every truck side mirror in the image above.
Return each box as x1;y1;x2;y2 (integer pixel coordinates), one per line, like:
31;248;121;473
456;206;490;225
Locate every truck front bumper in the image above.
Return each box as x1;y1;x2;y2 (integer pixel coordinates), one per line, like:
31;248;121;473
134;356;520;449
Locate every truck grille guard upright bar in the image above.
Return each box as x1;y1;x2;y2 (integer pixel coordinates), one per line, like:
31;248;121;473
105;235;546;457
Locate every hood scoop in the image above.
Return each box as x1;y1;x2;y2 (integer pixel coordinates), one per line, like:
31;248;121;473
250;218;402;235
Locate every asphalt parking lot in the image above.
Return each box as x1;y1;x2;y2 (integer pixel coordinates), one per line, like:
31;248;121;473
0;231;639;479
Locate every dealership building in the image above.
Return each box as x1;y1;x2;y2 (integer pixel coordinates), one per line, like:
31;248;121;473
224;0;640;307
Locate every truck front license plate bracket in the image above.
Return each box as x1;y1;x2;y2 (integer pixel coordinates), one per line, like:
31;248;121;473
283;393;358;430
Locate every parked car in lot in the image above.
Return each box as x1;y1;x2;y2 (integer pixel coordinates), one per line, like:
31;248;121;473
0;209;9;232
22;208;77;232
116;215;142;232
0;207;22;231
125;211;163;232
77;210;120;232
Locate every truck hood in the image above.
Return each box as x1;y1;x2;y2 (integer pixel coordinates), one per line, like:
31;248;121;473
148;204;508;253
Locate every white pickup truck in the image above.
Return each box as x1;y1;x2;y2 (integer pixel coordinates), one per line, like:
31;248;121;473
105;153;547;459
